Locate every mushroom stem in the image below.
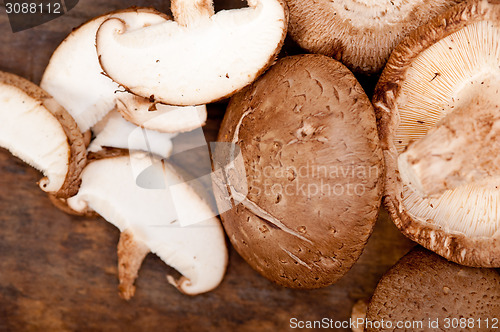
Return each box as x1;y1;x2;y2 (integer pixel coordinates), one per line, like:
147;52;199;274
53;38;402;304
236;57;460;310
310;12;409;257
398;87;500;198
171;0;214;27
117;229;150;300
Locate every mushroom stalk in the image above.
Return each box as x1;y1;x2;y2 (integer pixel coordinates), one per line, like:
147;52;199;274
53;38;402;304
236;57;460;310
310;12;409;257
117;230;150;300
399;87;500;198
171;0;214;27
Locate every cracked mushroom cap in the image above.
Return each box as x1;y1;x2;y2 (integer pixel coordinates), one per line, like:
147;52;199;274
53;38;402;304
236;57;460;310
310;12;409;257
41;8;169;132
95;0;288;106
285;0;462;74
67;152;227;297
0;71;86;198
214;54;383;288
374;0;500;267
365;247;500;331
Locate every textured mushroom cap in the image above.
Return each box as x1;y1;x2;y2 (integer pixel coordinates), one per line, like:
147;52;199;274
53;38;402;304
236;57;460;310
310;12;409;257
96;0;288;105
285;0;461;74
374;0;500;267
215;54;383;288
41;8;167;132
366;247;500;331
0;71;86;198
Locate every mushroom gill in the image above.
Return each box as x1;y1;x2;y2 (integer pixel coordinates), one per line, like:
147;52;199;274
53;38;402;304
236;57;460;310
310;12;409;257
393;19;500;239
394;20;500;152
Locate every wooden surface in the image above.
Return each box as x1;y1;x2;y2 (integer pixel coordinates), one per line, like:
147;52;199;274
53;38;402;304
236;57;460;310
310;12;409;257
0;1;414;331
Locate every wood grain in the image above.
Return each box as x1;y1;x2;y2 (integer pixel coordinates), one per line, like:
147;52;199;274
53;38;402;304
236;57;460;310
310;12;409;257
0;1;414;331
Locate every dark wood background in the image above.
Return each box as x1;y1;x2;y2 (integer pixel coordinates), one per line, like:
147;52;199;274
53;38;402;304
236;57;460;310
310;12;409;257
0;1;414;331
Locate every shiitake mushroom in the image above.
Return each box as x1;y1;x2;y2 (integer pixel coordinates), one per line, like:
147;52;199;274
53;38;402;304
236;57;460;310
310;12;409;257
214;54;384;288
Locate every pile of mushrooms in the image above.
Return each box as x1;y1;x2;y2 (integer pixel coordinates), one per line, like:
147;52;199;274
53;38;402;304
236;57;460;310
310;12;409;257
0;0;499;309
0;0;288;299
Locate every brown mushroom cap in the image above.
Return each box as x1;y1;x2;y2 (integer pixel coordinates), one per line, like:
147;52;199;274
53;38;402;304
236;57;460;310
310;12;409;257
366;247;500;331
374;0;500;267
285;0;462;74
215;54;383;288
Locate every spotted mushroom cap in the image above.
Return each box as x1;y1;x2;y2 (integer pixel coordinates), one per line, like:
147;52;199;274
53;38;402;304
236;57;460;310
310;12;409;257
366;247;500;331
215;54;383;288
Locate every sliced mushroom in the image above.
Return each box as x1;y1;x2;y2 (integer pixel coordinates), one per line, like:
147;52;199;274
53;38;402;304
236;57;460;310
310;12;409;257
89;110;177;158
0;71;86;198
96;0;288;105
40;8;168;132
285;0;461;73
67;152;228;297
215;55;383;288
374;0;500;266
115;93;207;133
365;247;500;331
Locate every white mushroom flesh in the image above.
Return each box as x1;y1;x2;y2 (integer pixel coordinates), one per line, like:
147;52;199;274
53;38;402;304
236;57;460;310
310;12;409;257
96;0;287;105
67;152;227;295
115;93;207;133
393;20;500;238
41;10;167;132
89;111;177;158
0;82;69;192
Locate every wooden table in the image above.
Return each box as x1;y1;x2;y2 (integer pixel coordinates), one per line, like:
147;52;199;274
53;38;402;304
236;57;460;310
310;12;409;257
0;1;415;330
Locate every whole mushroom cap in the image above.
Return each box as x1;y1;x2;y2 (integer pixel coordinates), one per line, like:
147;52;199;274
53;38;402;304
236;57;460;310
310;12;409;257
366;247;500;331
285;0;462;74
374;0;500;267
215;54;384;288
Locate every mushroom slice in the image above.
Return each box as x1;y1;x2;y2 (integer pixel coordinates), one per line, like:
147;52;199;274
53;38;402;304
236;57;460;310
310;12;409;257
89;110;177;158
285;0;461;74
0;71;86;198
115;93;207;133
374;0;500;266
41;8;168;132
96;0;288;106
365;247;500;331
67;152;228;297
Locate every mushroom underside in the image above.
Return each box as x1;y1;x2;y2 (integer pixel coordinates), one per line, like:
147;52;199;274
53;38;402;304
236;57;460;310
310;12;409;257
389;17;500;240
